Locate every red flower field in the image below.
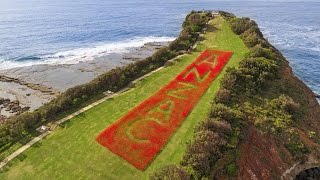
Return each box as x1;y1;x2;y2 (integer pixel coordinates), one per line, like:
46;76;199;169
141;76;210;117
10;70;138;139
96;50;233;170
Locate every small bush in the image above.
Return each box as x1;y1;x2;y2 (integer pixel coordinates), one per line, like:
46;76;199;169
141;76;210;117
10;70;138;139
226;163;237;176
150;165;190;180
209;104;235;122
214;88;231;104
270;95;300;114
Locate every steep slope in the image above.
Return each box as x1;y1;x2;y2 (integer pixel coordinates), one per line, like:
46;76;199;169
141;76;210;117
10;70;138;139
220;12;320;180
152;12;320;180
211;12;320;180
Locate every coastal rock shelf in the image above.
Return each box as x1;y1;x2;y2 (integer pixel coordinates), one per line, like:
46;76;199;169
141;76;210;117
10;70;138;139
0;75;58;94
0;80;55;118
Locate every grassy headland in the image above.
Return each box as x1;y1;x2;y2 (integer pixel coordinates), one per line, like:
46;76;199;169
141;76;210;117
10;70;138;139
0;15;249;179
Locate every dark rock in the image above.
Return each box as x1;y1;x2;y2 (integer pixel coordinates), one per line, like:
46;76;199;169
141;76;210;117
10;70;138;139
26;93;31;96
15;111;22;116
0;98;27;115
316;94;320;99
12;100;19;105
3;102;9;107
22;106;30;112
0;115;7;123
11;106;21;113
296;168;320;180
0;97;4;104
314;168;320;174
296;171;308;180
8;103;14;109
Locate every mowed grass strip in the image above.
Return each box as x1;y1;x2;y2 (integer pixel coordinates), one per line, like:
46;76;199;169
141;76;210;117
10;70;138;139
0;16;249;180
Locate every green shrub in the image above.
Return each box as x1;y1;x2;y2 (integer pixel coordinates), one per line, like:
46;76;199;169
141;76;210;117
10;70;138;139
194;118;232;137
226;163;237;176
249;45;280;60
229;17;252;35
209;103;238;122
218;11;235;21
285;131;310;159
214;88;231;104
150;165;190;180
220;68;237;90
270;95;300;115
181;130;227;178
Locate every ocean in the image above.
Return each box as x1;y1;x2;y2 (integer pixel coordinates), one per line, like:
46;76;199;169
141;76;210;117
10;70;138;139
0;0;319;95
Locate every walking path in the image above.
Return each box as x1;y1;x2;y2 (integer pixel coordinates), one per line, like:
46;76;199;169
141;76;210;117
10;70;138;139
0;131;50;169
0;53;187;170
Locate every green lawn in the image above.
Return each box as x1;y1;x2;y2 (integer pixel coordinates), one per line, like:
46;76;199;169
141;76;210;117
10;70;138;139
0;16;249;180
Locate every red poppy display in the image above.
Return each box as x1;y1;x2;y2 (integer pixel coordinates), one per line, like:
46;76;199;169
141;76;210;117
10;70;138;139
96;50;233;170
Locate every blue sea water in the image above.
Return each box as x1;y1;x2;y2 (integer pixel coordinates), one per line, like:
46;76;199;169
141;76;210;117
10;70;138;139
0;0;319;95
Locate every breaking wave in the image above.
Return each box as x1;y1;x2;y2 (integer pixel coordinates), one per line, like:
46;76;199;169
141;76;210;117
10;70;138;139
0;36;175;70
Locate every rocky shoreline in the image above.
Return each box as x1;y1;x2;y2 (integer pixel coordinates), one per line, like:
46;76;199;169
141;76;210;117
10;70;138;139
0;41;169;120
0;98;30;123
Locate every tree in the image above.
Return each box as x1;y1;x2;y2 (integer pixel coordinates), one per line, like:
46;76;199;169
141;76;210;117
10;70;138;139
188;14;201;26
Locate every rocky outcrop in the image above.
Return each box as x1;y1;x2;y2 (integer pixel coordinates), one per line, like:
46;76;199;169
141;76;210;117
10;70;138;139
0;97;30;121
0;75;58;95
295;166;320;180
0;115;6;123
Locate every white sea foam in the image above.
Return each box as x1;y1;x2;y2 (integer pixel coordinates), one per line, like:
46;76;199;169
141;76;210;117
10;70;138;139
0;36;175;70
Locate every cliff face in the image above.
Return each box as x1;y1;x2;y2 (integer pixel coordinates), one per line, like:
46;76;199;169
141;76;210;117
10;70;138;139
283;64;320;132
239;65;320;179
218;12;320;179
213;63;320;179
237;127;292;179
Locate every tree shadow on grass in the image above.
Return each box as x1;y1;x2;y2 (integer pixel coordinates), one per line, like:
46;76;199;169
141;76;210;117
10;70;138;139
32;141;42;149
60;121;73;128
207;23;219;33
77;112;87;118
59;112;86;129
16;153;27;162
0;153;28;173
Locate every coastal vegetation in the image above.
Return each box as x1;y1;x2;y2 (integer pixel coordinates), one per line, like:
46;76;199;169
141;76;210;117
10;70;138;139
151;11;320;179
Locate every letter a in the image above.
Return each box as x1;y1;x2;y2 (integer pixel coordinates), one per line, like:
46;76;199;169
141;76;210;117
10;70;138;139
167;82;197;100
197;53;217;67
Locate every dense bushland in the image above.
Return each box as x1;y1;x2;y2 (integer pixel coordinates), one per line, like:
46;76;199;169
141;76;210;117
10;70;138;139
0;12;212;152
152;11;310;179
